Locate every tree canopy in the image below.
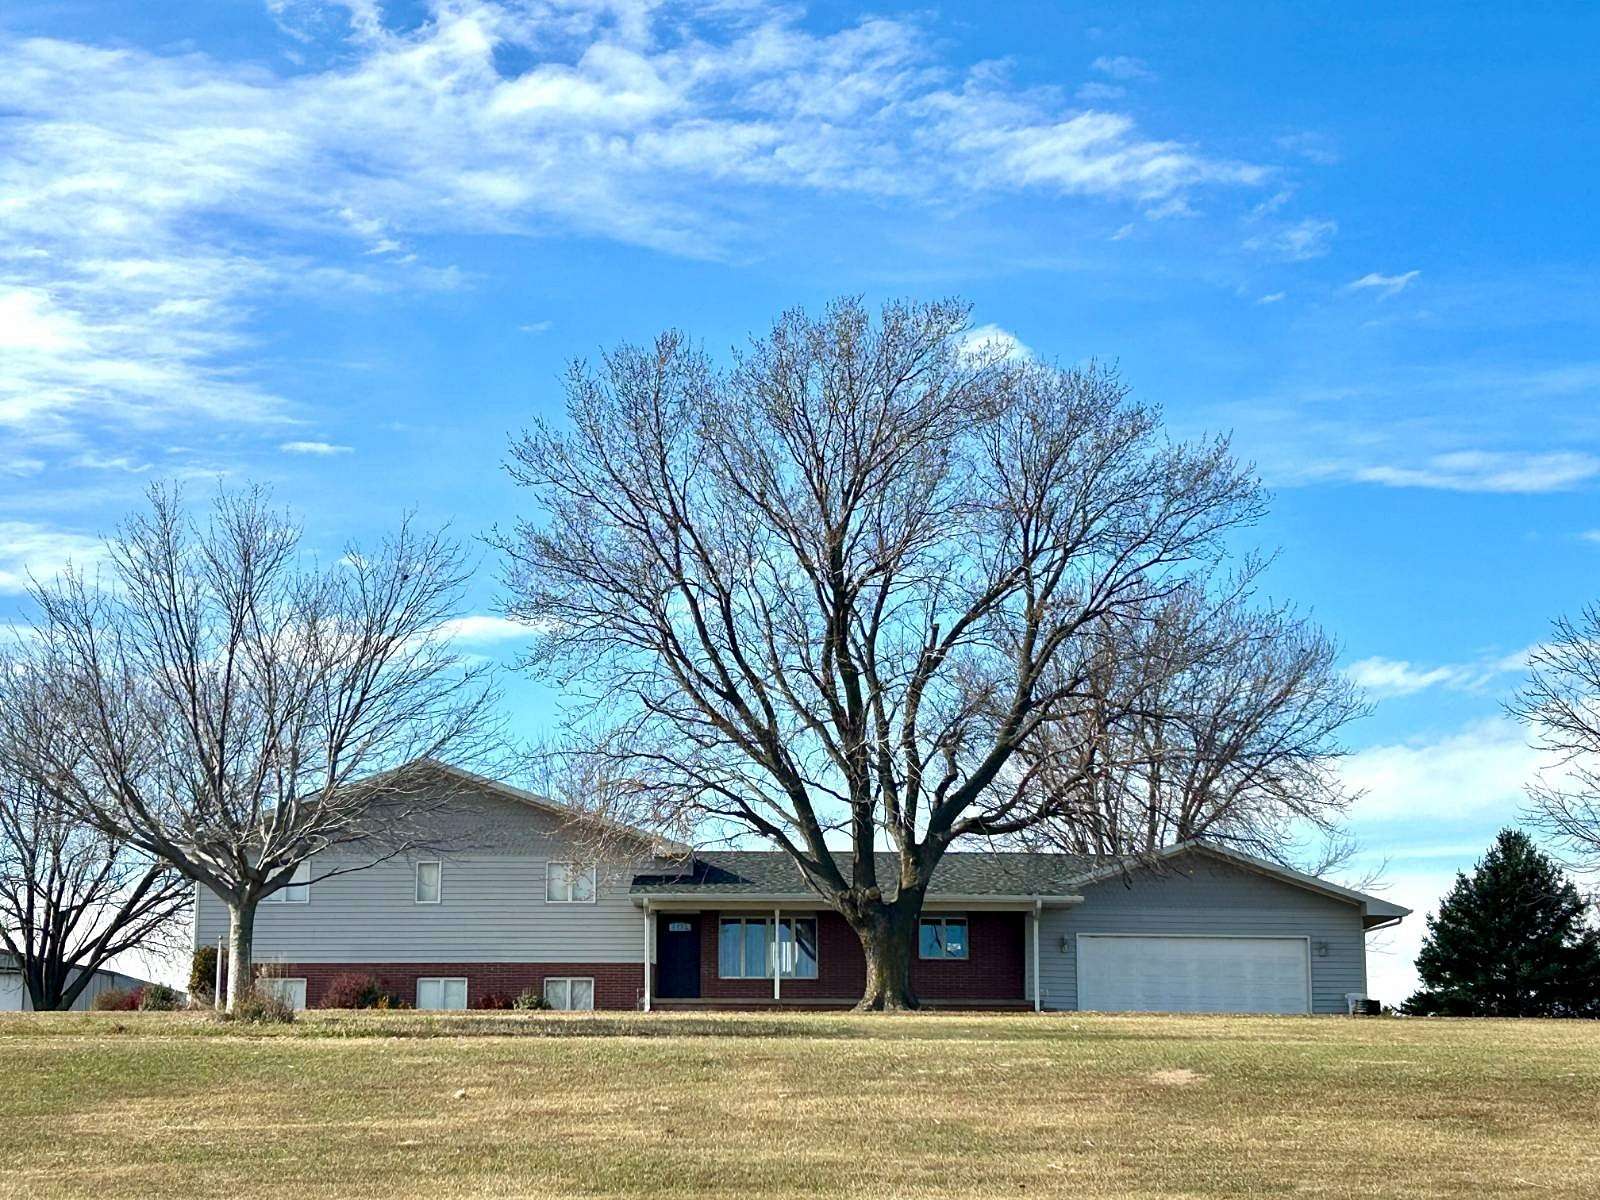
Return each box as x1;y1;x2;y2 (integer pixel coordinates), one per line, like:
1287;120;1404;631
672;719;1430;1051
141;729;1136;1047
1404;828;1600;1018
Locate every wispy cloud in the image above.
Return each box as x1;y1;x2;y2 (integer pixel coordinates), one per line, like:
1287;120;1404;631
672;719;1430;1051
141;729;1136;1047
1090;55;1153;81
1348;450;1600;493
1245;217;1338;261
279;441;352;456
1349;270;1420;298
1257;291;1286;305
0;521;103;592
1345;648;1531;698
435;614;539;644
0;5;1271;464
1342;717;1540;822
957;323;1033;362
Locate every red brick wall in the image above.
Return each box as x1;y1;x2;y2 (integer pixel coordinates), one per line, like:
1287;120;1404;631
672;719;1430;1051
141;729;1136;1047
258;962;644;1010
691;910;1025;1003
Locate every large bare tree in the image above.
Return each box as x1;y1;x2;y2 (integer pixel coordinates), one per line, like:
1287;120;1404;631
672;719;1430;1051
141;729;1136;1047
1016;582;1365;872
14;486;498;1008
1512;604;1600;869
0;666;190;1009
498;297;1272;1009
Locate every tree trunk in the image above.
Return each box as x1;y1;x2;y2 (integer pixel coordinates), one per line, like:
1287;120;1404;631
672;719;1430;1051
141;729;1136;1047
226;900;257;1012
850;902;921;1011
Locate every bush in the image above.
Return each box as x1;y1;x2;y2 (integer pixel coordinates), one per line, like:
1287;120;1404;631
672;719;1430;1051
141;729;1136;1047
474;991;514;1010
91;986;141;1012
512;987;551;1011
190;946;220;998
321;972;394;1009
137;983;182;1011
222;987;296;1025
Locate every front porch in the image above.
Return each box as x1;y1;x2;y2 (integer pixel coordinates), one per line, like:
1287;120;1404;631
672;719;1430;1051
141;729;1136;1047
636;902;1042;1011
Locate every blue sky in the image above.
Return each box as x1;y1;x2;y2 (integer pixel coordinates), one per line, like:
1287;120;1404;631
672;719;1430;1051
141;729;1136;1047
2;1;1597;1003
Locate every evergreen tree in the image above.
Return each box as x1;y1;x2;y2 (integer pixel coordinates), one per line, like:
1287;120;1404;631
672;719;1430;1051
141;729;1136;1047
1404;829;1600;1017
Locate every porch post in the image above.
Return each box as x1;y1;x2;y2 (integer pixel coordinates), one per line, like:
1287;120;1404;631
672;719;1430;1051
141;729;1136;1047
642;900;652;1013
773;906;781;1002
1031;900;1042;1012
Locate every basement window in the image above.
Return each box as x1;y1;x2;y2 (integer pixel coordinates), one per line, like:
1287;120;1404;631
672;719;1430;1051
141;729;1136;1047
416;977;467;1011
544;977;595;1011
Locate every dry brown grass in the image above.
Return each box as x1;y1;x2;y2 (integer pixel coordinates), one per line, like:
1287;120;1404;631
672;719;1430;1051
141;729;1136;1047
3;1009;1598;1198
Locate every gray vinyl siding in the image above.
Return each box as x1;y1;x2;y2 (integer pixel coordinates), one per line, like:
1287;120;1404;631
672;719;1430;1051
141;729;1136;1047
192;788;650;964
1038;854;1368;1015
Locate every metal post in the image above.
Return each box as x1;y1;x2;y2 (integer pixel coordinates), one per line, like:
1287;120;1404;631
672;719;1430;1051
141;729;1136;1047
1031;900;1042;1012
215;934;224;1010
642;900;652;1013
773;906;781;1002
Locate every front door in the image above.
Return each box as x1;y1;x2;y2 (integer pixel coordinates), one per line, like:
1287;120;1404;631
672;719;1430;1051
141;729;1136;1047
656;914;702;998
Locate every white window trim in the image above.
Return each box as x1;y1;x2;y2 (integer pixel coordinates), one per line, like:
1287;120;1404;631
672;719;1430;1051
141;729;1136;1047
415;976;469;1011
718;915;819;979
919;915;969;960
544;976;596;1011
415;860;442;905
545;862;598;904
263;860;311;904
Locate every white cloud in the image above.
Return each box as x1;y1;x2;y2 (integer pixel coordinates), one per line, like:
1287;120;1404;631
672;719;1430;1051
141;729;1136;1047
1349;270;1420;298
435;614;539;643
1075;82;1126;103
1245;216;1337;261
1580;530;1600;544
0;6;1269;458
0;521;104;592
1341;717;1541;823
518;320;554;334
1345;648;1531;698
1257;291;1286;305
957;323;1032;363
1090;55;1153;81
1350;450;1600;493
279;440;352;455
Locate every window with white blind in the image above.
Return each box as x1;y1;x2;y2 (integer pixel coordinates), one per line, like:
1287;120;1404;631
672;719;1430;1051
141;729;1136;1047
415;860;442;904
544;977;595;1011
546;862;597;903
416;977;467;1010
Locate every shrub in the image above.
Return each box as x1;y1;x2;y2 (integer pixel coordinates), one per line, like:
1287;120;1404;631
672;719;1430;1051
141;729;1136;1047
190;946;220;998
474;991;514;1010
91;986;141;1012
223;987;296;1025
137;983;182;1011
512;987;551;1011
321;972;393;1009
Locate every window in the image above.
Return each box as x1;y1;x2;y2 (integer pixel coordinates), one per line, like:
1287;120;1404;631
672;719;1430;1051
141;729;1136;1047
920;916;968;960
718;917;818;979
415;860;442;904
264;860;310;904
546;862;597;903
416;977;467;1010
544;977;595;1011
258;978;307;1010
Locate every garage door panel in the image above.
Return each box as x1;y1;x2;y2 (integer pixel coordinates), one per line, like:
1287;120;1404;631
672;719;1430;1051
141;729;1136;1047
1078;935;1309;1014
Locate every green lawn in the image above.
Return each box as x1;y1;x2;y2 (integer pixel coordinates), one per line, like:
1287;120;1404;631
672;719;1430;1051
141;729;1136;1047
3;1010;1597;1198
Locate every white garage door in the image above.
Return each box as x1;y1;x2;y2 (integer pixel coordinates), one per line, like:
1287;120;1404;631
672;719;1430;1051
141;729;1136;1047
1078;935;1310;1014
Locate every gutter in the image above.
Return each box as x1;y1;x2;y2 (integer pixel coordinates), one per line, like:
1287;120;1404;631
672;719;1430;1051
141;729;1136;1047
632;892;1085;907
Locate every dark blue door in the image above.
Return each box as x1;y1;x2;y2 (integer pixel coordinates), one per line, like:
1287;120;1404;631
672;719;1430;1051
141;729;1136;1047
656;914;701;998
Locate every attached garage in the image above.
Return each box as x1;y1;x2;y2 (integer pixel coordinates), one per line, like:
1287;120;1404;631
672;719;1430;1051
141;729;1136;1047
1076;934;1311;1014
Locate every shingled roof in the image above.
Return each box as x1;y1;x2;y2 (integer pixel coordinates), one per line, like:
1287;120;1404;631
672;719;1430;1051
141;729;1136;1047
631;849;1107;899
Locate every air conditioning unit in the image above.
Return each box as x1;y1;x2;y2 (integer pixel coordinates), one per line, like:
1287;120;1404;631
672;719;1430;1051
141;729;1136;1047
1345;993;1382;1016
